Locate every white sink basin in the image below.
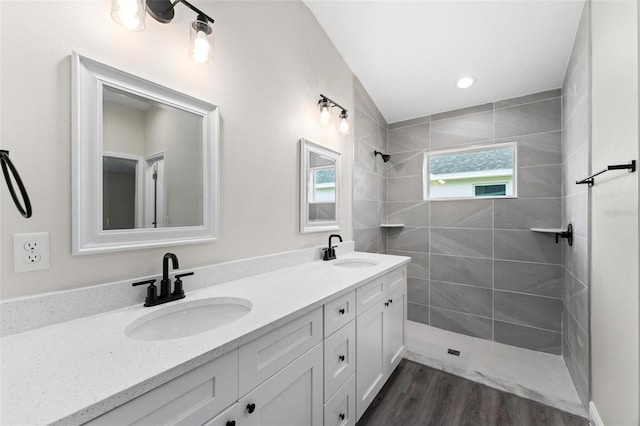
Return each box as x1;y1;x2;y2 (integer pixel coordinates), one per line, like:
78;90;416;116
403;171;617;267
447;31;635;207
125;297;252;341
333;259;379;268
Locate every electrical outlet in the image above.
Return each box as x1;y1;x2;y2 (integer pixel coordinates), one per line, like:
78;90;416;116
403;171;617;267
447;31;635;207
14;232;50;273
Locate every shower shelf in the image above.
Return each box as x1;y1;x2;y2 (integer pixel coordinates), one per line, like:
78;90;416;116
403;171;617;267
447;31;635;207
380;224;405;228
531;224;573;246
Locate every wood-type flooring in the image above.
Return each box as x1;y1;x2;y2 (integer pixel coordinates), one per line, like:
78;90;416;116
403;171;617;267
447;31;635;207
357;359;588;426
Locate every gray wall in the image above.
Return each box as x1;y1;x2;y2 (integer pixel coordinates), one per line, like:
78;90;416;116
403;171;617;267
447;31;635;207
353;77;387;253
386;90;564;354
561;2;590;408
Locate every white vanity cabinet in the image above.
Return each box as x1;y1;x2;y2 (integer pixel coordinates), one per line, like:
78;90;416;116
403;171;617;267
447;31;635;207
355;267;407;420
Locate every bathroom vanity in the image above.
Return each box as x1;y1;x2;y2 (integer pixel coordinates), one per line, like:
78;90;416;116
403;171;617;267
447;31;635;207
0;251;409;425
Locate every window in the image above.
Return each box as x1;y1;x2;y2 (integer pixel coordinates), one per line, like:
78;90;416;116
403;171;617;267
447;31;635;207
425;142;517;200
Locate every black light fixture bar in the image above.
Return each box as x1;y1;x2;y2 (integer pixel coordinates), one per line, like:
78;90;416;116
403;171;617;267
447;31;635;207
319;94;348;113
147;0;214;24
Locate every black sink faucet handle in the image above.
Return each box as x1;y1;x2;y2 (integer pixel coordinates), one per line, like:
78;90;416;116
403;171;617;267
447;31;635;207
172;272;194;297
132;279;158;306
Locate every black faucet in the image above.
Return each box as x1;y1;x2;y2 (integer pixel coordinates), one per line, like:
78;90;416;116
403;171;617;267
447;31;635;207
323;234;343;261
132;252;193;307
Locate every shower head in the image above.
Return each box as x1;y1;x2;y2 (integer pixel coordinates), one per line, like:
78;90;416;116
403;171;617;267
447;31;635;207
374;151;391;163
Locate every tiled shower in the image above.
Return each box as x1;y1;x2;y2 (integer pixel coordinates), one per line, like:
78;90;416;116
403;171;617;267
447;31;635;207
353;4;591;408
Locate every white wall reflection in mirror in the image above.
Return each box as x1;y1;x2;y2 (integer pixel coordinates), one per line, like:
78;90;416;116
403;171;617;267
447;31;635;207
72;52;218;255
300;139;341;233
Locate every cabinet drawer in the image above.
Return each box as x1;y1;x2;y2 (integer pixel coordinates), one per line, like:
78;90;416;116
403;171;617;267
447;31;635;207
356;277;385;315
203;403;239;426
323;321;355;402
87;349;238;426
239;308;322;396
324;291;355;338
324;374;355;426
385;266;406;295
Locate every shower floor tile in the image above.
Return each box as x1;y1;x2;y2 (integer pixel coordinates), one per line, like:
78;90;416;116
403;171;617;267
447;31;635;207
405;320;587;418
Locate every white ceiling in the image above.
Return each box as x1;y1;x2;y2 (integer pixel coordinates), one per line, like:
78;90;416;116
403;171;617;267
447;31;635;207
304;0;585;124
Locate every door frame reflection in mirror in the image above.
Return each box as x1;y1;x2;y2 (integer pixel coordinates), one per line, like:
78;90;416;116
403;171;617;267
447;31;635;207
299;138;341;233
72;52;219;255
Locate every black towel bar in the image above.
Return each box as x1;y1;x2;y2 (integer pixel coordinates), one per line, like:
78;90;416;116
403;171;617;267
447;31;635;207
576;160;636;187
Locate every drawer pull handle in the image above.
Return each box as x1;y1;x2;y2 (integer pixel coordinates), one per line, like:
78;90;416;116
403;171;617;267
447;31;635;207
384;302;389;307
339;413;345;420
247;403;256;414
339;308;345;315
226;421;236;426
388;299;393;304
339;354;345;362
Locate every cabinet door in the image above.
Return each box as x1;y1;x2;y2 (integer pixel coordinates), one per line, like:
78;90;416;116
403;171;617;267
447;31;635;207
355;301;385;421
383;285;406;375
238;344;323;426
203;403;239;426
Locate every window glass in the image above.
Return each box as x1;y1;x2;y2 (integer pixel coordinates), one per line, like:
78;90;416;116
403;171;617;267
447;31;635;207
425;142;517;200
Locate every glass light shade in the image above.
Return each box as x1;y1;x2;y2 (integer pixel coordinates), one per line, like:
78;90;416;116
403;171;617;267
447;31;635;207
190;18;213;64
319;102;331;125
111;0;146;31
339;112;349;135
456;75;477;89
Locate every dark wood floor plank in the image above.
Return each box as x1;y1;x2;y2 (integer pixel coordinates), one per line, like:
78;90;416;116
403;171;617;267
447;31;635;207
357;359;588;426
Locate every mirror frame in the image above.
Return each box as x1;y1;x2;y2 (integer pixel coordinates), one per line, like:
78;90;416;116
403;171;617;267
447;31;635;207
71;52;219;255
299;138;341;233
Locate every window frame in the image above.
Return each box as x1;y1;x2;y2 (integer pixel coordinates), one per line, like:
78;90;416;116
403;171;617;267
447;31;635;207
423;141;518;201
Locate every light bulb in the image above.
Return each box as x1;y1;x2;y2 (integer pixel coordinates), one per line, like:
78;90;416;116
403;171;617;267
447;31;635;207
111;0;145;31
339;112;349;135
192;31;210;63
320;105;331;125
456;75;477;89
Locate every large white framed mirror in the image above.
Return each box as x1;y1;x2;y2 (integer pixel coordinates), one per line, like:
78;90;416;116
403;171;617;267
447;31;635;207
72;52;219;255
299;139;341;233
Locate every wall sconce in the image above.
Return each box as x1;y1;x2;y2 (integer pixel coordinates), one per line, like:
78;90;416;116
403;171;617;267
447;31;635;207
111;0;215;64
318;94;350;136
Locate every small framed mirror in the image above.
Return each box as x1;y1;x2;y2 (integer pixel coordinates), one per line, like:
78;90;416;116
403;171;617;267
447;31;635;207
72;52;219;254
299;139;341;233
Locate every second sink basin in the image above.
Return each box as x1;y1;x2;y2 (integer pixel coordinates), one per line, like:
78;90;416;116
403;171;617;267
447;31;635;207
126;297;252;341
333;259;379;268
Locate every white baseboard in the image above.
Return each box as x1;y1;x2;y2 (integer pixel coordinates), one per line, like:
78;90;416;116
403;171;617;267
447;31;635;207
589;401;604;426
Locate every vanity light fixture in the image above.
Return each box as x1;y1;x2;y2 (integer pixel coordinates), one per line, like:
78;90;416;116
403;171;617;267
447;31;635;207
111;0;215;64
318;94;350;136
456;75;477;89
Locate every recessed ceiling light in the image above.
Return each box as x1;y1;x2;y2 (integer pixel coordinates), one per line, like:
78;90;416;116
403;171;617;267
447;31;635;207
456;75;477;89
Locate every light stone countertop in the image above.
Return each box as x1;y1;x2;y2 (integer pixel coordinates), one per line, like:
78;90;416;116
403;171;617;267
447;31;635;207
1;252;410;426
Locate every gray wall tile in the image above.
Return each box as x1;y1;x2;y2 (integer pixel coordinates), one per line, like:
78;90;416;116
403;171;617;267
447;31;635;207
430;255;493;288
355;107;379;147
386;226;429;252
354;168;379;201
387;123;429;153
563;191;588;239
430;228;493;258
431;103;493;122
430;308;493;339
563;337;590;407
501;131;561;167
354;76;385;125
354;139;377;174
563;100;589;161
563;144;589;197
386;201;429;226
431;281;492;317
494;261;562;298
565;309;589;379
563;235;588;284
378;123;388;151
354;199;380;229
431;110;493;150
563;268;588;332
387;176;423;202
388;115;430;129
494;230;561;263
408;278;429;305
494;291;562;332
354;228;379;253
518;165;562;198
495;89;561;109
430;200;493;229
494;321;561;354
408;302;429;325
494;198;561;230
387;151;424;178
494;97;562;139
388;250;429;280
